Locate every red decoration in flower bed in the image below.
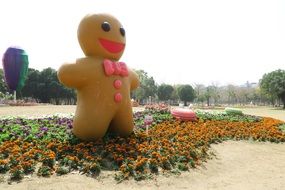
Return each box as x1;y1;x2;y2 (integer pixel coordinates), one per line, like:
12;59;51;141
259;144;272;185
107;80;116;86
171;108;197;121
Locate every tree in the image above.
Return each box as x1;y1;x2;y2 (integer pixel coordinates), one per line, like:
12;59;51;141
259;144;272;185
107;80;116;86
204;86;213;106
0;69;8;93
194;84;206;105
226;84;237;104
132;70;157;103
209;83;220;105
21;68;41;100
21;68;76;104
37;68;57;103
203;85;220;106
157;84;174;101
170;85;180;105
178;85;195;106
260;69;285;108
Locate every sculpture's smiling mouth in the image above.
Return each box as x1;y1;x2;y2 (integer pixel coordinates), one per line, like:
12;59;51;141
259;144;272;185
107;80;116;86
99;38;125;53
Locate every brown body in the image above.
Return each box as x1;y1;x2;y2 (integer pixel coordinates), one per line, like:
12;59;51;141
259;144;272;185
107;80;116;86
57;14;139;141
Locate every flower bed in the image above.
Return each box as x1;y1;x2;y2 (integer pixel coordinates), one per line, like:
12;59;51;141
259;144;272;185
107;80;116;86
0;109;284;183
144;103;170;113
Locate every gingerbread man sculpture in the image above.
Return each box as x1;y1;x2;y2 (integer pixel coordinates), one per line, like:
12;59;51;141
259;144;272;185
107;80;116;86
57;13;139;141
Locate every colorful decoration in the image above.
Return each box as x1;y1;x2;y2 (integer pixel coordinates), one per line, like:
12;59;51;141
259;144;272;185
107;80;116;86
2;47;29;91
144;115;153;134
225;107;243;115
171;108;197;121
2;47;29;102
57;13;139;141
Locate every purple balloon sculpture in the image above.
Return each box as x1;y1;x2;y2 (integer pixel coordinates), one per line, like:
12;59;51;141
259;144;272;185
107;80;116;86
2;47;29;91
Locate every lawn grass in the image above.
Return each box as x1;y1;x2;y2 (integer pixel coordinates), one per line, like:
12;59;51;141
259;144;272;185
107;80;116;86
240;107;285;121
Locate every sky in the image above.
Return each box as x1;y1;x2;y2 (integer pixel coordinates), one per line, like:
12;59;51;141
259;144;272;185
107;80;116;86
0;0;285;86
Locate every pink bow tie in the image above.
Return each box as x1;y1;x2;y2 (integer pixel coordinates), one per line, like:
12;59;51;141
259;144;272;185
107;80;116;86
103;59;129;77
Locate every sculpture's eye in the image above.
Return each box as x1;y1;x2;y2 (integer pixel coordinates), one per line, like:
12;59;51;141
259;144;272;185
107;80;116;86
101;22;111;32
120;27;125;37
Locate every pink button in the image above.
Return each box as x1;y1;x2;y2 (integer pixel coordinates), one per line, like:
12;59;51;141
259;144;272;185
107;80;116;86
114;93;122;103
113;79;122;89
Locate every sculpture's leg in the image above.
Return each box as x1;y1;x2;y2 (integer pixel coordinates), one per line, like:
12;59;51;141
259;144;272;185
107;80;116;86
72;110;112;141
108;106;134;136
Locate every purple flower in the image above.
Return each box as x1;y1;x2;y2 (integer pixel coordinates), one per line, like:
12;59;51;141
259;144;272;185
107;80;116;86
36;133;43;138
23;125;31;130
24;131;30;136
40;127;49;132
67;124;73;129
0;128;3;132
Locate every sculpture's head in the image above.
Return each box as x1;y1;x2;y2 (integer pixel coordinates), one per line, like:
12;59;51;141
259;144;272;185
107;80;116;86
78;13;126;61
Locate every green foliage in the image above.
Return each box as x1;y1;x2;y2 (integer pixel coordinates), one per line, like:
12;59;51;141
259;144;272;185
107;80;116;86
279;124;285;133
260;69;285;108
21;68;76;104
0;92;13;101
171;85;179;100
157;84;174;101
204;85;220;106
0;69;8;93
21;68;40;98
0;160;9;173
177;162;189;171
133;108;172;132
0;117;74;144
177;85;195;105
194;84;206;104
56;166;69;175
37;166;52;177
195;110;261;122
9;167;24;181
132;70;157;102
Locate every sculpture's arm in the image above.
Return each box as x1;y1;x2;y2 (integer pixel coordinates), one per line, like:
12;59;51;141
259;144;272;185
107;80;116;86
57;62;88;89
129;69;140;91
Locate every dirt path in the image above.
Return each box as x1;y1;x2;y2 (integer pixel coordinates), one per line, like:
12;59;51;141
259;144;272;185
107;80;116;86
0;105;76;118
